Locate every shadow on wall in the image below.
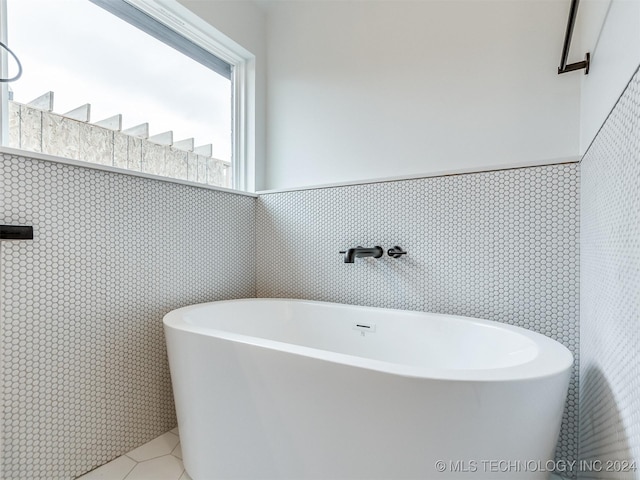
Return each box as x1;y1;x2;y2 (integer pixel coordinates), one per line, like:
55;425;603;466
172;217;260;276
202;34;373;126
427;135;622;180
579;366;634;480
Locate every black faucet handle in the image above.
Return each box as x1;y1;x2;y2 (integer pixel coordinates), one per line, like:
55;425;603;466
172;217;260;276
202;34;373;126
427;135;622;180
387;246;407;258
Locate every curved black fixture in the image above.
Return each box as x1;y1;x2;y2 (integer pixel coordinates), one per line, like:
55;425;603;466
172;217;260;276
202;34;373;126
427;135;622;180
0;41;23;83
339;246;384;263
387;246;407;258
558;0;590;75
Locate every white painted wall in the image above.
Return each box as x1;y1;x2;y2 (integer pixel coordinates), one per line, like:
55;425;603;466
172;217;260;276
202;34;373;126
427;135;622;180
263;1;581;190
174;0;598;191
579;0;640;152
177;0;267;190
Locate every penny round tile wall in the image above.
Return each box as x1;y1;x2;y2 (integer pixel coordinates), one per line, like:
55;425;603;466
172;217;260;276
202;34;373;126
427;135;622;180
257;163;580;472
580;66;640;478
0;154;255;480
1;152;582;479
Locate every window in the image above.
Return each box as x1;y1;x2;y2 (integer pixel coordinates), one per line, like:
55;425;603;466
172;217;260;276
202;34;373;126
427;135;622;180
1;0;249;190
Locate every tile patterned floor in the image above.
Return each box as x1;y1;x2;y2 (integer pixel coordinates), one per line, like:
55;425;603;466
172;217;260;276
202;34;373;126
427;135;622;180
76;428;191;480
76;429;568;480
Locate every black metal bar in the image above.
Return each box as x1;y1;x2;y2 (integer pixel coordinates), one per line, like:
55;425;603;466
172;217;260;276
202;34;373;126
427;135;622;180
562;53;590;74
0;225;33;240
558;0;590;74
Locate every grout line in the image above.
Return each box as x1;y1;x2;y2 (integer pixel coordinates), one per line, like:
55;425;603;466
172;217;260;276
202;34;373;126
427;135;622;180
75;454;137;479
122;454;184;480
580;61;640;162
120;460;137;480
123;431;180;464
122;462;136;480
126;452;176;463
171;443;181;457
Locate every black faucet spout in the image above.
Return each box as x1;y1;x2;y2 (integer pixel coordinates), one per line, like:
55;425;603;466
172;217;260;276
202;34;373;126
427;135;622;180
342;246;384;263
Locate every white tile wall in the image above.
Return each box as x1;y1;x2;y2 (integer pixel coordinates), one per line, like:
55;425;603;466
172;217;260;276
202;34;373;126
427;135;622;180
1;153;582;479
0;153;256;480
257;164;580;471
579;67;640;478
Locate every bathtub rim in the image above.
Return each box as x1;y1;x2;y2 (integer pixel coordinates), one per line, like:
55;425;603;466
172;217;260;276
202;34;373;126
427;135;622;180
163;298;573;383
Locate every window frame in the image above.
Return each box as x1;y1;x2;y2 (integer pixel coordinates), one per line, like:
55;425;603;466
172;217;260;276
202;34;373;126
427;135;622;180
0;0;254;192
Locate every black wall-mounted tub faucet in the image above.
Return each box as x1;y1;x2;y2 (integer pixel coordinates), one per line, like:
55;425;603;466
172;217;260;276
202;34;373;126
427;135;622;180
339;246;384;263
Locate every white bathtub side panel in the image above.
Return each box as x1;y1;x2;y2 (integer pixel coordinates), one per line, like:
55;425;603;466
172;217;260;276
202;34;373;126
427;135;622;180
166;327;570;480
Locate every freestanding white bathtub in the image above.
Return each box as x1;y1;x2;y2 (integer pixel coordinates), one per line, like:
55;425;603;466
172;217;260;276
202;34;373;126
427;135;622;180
164;299;572;480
